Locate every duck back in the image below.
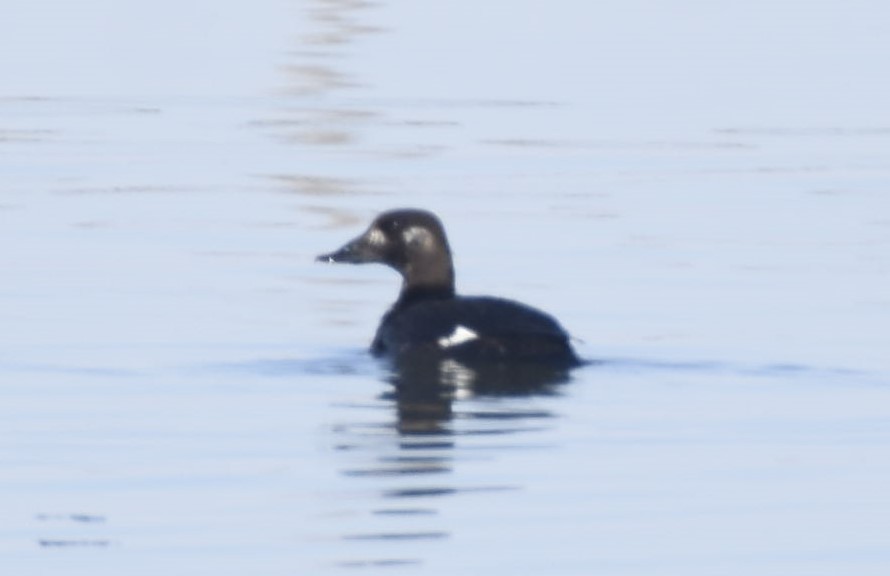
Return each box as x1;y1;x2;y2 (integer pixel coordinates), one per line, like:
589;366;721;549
372;296;578;365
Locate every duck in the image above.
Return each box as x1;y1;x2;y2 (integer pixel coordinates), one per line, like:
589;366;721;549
316;209;580;366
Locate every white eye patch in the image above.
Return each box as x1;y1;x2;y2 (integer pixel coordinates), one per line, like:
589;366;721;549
437;325;479;348
402;226;433;249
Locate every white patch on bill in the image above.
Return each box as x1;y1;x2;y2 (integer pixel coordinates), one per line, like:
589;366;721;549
437;325;479;348
367;227;386;246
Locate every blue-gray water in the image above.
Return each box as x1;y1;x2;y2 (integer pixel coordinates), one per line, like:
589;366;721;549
3;1;890;574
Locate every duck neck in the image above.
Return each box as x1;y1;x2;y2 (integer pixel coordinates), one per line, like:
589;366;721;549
395;282;455;309
394;249;455;308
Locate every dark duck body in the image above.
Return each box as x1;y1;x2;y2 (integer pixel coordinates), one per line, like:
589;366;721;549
316;209;579;366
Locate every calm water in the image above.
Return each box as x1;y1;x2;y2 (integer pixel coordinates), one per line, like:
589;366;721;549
3;1;890;574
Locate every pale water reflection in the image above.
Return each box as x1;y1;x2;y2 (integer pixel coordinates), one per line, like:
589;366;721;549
325;366;566;569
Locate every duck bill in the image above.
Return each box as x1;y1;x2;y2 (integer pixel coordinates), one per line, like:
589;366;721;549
316;232;381;264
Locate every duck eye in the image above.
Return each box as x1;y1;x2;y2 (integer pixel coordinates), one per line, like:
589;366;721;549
402;226;432;249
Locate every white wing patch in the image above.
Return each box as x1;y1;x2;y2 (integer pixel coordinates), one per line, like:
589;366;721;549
437;325;479;348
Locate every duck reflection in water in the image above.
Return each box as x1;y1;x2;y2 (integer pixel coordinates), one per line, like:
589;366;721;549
384;350;573;435
317;208;581;432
